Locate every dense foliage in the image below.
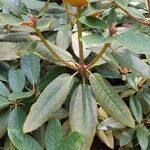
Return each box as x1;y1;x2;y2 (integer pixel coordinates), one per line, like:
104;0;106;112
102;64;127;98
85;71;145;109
0;0;149;149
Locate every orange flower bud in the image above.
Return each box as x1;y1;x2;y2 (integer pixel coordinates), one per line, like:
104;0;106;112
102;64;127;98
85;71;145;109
64;0;88;7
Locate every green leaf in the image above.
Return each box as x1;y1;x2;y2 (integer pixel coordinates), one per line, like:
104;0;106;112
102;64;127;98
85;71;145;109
21;53;40;85
97;130;114;149
119;129;135;146
45;119;62;150
129;95;142;123
0;96;9;110
89;73;135;128
0;81;10;97
0;112;8;139
58;132;84;150
80;16;108;30
56;25;72;50
112;51;150;77
7;108;41;150
37;67;65;92
69;84;97;150
23;74;75;133
9;69;25;92
0;13;23;26
8;92;34;101
114;32;150;54
136;125;149;150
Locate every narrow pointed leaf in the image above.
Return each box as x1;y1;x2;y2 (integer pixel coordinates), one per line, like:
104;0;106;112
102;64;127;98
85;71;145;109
7;108;41;150
8;69;25;92
89;73;135;128
21;54;40;85
45;119;62;150
23;74;74;133
129;95;142;123
69;84;97;150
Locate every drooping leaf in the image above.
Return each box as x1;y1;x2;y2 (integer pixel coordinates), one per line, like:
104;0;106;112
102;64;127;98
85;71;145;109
58;132;84;150
45;119;62;150
8;69;25;92
23;74;75;133
20;53;40;85
7;108;41;150
69;84;97;150
89;73;135;128
136;125;149;150
129;95;142;123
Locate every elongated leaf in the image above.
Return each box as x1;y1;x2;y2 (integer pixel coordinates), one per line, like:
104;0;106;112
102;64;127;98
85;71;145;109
136;125;149;150
97;129;114;149
9;69;25;92
23;74;74;133
89;73;135;128
21;53;40;85
0;81;10;97
56;25;71;50
45;119;62;150
129;95;142;123
8;92;34;101
69;84;97;150
114;32;150;54
112;51;150;77
58;132;84;150
7;108;41;150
